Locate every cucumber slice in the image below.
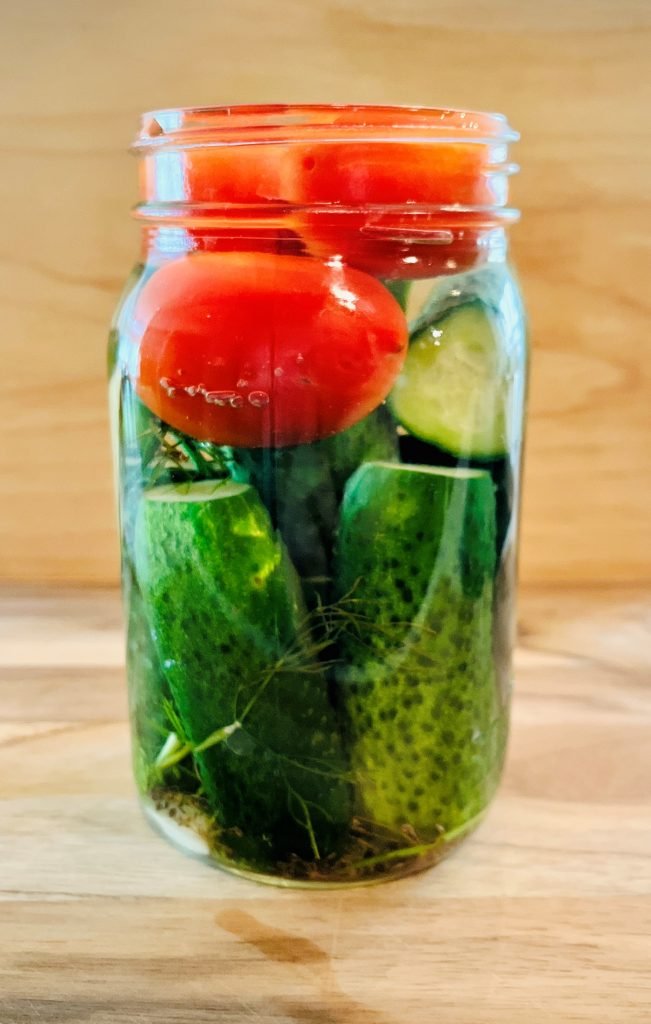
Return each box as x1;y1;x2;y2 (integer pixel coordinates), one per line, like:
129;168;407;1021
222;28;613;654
334;461;503;836
390;301;510;459
134;479;351;865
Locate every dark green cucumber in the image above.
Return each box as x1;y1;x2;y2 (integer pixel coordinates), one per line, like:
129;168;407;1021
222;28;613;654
391;301;512;459
125;574;180;788
234;406;398;600
381;279;412;312
334;462;503;837
134;479;351;866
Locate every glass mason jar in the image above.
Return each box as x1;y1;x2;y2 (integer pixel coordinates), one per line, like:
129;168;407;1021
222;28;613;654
108;104;527;887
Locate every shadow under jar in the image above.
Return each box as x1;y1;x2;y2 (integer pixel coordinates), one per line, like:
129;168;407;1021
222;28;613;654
108;104;527;887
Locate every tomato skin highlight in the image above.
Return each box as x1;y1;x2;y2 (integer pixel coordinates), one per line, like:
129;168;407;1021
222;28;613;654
134;253;408;448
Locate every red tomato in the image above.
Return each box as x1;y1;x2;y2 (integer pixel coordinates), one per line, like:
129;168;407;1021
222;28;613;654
286;136;496;277
142;143;288;204
188;225;305;257
134;253;408;448
142;147;301;257
289;212;487;279
143;122;496;278
174;108;498;207
288;139;494;207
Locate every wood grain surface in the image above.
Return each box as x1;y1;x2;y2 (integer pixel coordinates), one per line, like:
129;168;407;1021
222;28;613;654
0;584;650;1022
1;0;651;585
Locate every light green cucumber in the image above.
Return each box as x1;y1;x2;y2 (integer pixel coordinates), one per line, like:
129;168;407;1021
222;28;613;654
390;301;511;459
334;461;503;837
134;479;351;866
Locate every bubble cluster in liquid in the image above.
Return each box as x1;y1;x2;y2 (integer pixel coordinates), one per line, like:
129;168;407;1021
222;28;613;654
158;378;271;411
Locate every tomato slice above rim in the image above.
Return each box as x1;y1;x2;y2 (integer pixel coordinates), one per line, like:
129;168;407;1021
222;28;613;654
141;130;501;276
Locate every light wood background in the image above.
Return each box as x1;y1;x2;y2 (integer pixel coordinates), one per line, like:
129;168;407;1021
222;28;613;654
2;0;650;585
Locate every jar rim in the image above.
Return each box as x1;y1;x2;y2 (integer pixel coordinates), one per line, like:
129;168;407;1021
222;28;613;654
134;103;519;152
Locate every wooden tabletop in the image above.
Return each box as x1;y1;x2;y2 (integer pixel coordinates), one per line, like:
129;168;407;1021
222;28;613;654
1;585;650;1023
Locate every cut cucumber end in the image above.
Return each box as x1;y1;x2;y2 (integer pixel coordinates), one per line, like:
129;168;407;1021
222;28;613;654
389;301;510;460
144;479;251;503
369;460;490;481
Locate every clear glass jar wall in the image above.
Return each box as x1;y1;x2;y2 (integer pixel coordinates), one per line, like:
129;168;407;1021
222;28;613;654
109;105;527;886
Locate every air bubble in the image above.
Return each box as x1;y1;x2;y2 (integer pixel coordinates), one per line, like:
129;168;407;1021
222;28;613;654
160;377;177;397
248;390;270;408
236;379;248;388
205;390;237;406
229;395;244;409
274;366;284;378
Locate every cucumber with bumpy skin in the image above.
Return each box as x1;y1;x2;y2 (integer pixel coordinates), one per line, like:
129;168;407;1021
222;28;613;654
390;301;511;459
125;574;185;790
134;479;351;866
334;461;502;836
118;380;235;569
398;434;517;728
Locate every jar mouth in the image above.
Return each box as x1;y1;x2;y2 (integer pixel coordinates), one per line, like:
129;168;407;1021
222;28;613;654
134;103;519;236
134;103;519;152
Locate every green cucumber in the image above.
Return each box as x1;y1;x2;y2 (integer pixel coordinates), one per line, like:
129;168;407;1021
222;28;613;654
398;435;518;727
234;406;398;601
125;574;186;791
325;405;400;492
398;433;514;559
334;461;503;837
118;380;235;568
391;301;510;459
493;540;517;712
134;479;351;866
381;279;412;312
